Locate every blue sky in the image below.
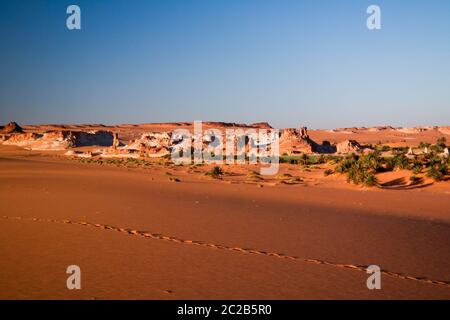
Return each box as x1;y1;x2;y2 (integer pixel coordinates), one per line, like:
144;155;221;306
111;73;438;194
0;0;449;128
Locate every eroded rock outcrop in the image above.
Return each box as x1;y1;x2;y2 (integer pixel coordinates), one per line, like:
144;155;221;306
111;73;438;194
124;132;172;157
0;122;372;157
2;130;114;150
0;122;23;134
278;127;337;154
335;140;362;154
279;128;314;154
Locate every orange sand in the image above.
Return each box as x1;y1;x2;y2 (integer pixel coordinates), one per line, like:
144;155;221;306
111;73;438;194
0;144;449;299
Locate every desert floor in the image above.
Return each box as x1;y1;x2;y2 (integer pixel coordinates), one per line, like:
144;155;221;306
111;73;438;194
0;145;449;299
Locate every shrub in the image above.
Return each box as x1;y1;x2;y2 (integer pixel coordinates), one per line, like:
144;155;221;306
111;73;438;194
335;154;358;174
212;166;223;175
362;173;378;187
427;167;444;181
205;166;224;178
390;154;409;170
324;169;334;176
419;141;431;149
361;152;383;172
300;154;308;165
289;177;303;183
426;157;448;181
279;156;299;164
336;155;378;187
391;147;409;154
247;171;262;180
430;144;445;153
409;175;422;184
437;137;447;148
317;155;326;164
412;163;422;174
378;145;391;152
346;165;376;186
282;177;303;185
326;155;343;165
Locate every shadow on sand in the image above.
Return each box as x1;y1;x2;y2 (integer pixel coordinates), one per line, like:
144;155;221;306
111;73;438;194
378;177;434;190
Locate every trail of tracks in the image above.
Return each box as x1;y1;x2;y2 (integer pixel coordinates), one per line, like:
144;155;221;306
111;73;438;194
2;215;450;289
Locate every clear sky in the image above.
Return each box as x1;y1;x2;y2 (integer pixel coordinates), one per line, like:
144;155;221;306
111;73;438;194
1;0;449;128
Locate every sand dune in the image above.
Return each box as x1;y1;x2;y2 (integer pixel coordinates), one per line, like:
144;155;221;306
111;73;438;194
0;145;449;299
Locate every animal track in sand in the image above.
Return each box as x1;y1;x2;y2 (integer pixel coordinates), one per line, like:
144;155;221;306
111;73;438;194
2;215;450;289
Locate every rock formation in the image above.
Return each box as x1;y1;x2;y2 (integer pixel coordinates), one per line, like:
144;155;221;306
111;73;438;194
113;133;120;148
250;122;273;129
335;140;362;154
0;122;372;157
0;122;23;134
124;132;172;157
278;127;341;155
300;127;309;139
279;128;314;155
2;130;114;150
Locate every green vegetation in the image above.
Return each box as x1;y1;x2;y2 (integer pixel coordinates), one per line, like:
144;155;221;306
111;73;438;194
279;154;342;166
246;171;263;181
77;157;153;167
375;145;391;152
426;156;448;181
337;156;378;187
73;144;449;187
279;155;299;164
281;177;303;185
168;176;181;182
419;138;446;153
409;175;422;184
204;166;224;178
388;153;409;170
419;141;431;149
411;160;423;174
334;154;381;187
331;150;448;186
390;146;409;155
437;137;447;148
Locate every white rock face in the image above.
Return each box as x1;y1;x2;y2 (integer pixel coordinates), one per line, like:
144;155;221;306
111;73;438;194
407;147;414;155
2;130;114;150
122;132;172;157
335;140;361;154
127;132;172;150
